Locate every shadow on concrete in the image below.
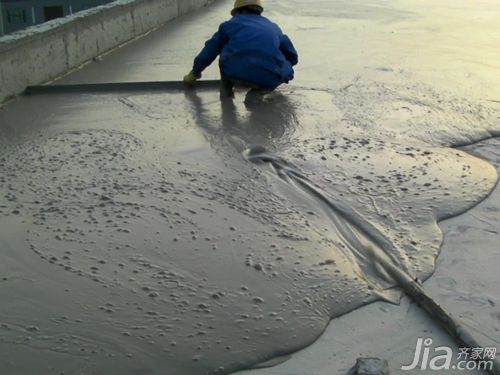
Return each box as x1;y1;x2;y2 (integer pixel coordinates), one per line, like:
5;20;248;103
184;88;299;153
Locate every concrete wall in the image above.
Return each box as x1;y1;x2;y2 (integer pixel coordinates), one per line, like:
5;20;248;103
0;0;217;104
177;0;213;15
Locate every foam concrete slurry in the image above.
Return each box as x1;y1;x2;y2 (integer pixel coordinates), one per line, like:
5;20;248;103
1;0;500;374
0;0;216;104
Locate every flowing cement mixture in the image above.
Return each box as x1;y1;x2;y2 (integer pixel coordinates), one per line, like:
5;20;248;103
0;1;499;374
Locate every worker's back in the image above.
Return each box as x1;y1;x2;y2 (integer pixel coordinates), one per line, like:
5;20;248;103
219;14;297;90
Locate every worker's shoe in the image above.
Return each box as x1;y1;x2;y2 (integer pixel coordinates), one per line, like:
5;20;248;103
220;87;235;99
244;88;270;106
220;79;235;99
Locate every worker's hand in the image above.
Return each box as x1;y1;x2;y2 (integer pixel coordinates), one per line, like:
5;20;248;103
183;71;201;83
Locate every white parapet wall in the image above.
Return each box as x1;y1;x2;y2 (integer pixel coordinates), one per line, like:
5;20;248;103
0;0;217;104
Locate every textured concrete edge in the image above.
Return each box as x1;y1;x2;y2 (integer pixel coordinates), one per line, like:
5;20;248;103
0;0;217;104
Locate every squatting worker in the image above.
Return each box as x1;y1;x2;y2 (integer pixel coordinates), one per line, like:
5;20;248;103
183;0;298;98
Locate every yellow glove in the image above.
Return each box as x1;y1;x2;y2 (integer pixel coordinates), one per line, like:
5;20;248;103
183;71;201;83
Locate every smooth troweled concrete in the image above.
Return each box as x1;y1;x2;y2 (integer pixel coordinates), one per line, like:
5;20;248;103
0;0;216;104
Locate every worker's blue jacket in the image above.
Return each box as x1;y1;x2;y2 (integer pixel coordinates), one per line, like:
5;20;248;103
192;14;298;90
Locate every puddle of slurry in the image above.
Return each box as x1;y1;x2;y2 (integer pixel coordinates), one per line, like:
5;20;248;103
0;77;499;375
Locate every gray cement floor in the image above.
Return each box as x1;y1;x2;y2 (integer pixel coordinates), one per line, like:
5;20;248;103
1;1;499;374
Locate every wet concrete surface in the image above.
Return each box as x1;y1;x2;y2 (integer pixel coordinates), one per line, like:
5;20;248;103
237;139;500;375
1;0;500;374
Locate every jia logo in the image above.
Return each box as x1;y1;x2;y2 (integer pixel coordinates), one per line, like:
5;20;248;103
402;338;497;371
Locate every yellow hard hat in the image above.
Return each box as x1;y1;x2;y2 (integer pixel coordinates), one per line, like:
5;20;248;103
232;0;263;14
